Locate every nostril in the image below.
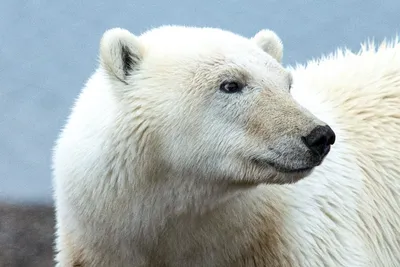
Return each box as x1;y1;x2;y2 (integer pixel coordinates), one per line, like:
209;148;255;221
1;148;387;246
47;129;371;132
302;125;336;156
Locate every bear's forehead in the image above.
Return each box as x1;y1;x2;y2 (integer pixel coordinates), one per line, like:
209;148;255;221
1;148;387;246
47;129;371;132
139;26;270;62
137;26;288;83
139;25;248;45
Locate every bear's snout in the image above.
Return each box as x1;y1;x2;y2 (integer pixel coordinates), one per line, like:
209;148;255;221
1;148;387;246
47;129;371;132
302;125;336;159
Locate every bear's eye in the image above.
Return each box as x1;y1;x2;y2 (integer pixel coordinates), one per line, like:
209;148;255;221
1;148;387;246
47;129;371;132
219;81;243;94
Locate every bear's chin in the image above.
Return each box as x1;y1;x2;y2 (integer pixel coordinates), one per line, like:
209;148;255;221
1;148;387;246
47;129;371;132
228;165;314;187
247;156;320;185
272;169;315;184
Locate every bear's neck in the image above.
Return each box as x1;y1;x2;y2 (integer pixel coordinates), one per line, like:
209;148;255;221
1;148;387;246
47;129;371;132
132;166;292;266
136;168;251;223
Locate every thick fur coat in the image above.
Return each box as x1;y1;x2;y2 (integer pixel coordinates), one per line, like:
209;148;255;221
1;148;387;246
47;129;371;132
52;26;400;266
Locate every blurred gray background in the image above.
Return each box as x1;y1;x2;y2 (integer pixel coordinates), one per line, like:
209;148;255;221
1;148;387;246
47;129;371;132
0;1;399;266
1;1;400;204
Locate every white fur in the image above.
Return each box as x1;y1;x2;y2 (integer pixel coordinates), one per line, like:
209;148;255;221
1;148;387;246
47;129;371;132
251;29;283;63
99;27;145;83
286;39;400;266
52;25;400;267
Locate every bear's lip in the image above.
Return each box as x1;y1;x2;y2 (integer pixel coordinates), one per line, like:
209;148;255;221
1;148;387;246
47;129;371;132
251;157;319;174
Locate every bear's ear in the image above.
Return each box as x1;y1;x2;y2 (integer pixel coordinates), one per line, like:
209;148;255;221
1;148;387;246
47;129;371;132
251;29;283;63
99;28;145;83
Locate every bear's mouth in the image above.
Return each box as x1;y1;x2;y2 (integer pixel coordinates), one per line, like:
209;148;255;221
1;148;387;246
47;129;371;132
251;158;316;174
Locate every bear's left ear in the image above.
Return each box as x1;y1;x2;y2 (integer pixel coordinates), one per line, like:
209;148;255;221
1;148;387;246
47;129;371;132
251;29;283;63
99;28;145;83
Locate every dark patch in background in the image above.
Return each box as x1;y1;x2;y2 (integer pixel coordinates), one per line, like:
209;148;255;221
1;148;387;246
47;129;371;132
0;204;54;267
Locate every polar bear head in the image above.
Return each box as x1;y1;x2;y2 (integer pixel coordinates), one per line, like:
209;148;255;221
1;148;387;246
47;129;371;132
98;26;335;186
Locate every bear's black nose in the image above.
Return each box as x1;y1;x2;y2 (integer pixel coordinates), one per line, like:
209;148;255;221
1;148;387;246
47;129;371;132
302;125;336;157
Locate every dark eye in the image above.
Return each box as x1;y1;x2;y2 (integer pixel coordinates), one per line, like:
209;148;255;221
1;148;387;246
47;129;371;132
219;81;243;93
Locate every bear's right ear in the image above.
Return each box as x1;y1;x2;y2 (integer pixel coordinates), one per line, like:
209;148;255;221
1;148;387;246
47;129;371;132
99;28;145;84
251;29;283;63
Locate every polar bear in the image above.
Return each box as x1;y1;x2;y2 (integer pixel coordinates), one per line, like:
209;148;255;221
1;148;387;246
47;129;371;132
52;25;400;267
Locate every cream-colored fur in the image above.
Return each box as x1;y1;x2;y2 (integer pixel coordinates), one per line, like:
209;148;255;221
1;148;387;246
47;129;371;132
286;40;400;266
52;25;400;267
